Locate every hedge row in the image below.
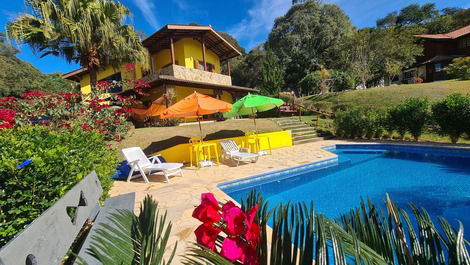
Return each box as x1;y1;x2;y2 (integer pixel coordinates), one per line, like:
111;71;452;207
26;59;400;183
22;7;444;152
0;126;118;246
334;93;470;144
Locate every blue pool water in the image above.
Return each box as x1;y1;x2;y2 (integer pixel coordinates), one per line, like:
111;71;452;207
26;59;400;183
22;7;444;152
220;144;470;237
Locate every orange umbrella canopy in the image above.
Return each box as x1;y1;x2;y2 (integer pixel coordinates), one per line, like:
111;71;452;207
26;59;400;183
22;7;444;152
161;91;232;118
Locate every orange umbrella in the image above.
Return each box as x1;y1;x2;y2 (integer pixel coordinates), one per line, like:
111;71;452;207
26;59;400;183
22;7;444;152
161;91;232;139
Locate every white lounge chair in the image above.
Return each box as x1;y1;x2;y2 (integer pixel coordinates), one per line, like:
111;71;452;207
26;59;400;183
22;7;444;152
220;140;259;166
122;147;183;183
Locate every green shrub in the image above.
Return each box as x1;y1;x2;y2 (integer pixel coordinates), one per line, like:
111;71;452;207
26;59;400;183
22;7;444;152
145;118;181;127
0;126;118;246
387;97;430;141
330;70;355;91
432;93;470;143
446;57;470;80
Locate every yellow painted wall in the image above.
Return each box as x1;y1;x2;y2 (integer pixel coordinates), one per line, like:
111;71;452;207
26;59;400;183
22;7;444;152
180;38;221;73
156;130;293;164
152;38;221;73
80;64;143;94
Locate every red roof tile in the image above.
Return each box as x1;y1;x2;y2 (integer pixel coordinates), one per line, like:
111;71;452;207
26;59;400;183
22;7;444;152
415;25;470;39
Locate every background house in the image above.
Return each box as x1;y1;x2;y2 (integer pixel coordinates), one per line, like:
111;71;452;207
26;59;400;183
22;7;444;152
401;25;470;83
63;25;258;112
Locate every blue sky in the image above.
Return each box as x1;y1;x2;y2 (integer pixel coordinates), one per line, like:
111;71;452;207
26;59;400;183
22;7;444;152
1;0;469;74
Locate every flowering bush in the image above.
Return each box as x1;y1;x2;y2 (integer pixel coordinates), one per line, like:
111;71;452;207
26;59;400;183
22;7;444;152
192;193;260;265
0;73;150;140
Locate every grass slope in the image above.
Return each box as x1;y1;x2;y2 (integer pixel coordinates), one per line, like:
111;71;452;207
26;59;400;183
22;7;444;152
306;80;470;112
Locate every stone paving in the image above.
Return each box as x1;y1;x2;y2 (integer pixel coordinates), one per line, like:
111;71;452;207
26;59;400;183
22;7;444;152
109;140;348;263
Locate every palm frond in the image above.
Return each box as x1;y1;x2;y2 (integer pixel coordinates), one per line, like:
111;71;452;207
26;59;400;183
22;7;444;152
77;195;176;265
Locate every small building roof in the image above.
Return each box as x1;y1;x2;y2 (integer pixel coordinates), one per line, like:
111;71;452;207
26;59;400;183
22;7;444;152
415;25;470;40
142;24;242;61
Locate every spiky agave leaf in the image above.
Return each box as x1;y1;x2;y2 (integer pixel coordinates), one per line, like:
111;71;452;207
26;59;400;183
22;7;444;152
77;195;176;265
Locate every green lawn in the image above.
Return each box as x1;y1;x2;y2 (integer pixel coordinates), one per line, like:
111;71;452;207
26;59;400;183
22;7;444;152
305;80;470;112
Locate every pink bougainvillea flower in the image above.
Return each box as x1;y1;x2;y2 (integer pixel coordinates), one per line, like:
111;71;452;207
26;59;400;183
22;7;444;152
192;193;221;224
244;205;260;247
243;244;260;265
222;201;246;236
194;223;221;251
220;237;245;262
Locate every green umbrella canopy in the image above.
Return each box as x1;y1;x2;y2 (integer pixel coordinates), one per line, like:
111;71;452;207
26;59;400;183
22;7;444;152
224;93;284;118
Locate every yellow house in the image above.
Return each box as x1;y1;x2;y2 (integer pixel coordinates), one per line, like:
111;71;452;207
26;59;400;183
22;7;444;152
63;25;258;119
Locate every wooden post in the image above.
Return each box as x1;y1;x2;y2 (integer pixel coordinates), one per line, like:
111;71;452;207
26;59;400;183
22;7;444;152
201;35;207;71
170;36;175;65
227;60;231;76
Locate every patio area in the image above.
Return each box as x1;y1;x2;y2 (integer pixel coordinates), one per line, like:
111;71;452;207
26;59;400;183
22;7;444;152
109;140;343;263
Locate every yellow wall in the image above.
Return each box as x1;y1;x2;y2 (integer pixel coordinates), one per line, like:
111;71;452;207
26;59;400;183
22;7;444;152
151;38;221;73
80;64;143;94
156;130;293;164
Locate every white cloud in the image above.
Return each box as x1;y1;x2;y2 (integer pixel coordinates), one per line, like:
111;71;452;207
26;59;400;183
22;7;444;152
131;0;159;29
172;0;189;10
228;0;291;49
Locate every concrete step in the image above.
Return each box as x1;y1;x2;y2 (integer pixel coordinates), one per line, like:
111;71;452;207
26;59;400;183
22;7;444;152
293;134;317;141
282;124;308;130
291;127;315;133
293;137;324;145
277;121;305;126
293;130;318;136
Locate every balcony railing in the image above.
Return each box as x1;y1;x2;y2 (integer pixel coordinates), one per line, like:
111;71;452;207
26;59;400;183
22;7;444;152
142;64;232;86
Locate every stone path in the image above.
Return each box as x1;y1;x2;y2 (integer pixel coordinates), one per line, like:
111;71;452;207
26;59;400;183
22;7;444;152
109;140;347;263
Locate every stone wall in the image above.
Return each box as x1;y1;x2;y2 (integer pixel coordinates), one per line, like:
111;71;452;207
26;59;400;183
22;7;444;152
142;64;233;86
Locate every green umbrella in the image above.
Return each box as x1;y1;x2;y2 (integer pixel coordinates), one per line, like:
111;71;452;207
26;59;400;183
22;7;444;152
224;93;284;132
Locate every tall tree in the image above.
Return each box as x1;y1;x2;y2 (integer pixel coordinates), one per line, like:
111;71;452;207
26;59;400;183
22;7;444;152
231;46;266;89
7;0;148;90
260;50;284;96
377;3;439;27
267;0;353;90
344;29;378;89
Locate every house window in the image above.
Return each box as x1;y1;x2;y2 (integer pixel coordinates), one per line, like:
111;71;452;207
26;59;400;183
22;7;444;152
100;72;122;93
435;63;442;72
194;60;215;72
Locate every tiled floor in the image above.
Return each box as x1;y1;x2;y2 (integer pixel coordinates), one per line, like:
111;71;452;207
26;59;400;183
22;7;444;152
109;140;346;263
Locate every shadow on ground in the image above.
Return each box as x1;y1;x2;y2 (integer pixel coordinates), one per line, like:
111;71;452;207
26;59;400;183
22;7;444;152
203;129;245;141
143;136;191;154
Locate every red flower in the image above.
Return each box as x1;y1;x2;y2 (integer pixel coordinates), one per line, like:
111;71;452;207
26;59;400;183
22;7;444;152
192;193;221;224
21;91;45;99
222;201;246;236
0;123;13;129
245;205;260;248
80;123;92;131
220;237;245;262
194;223;221;251
114;135;122;142
0;109;16;123
242;244;260;265
125;63;136;73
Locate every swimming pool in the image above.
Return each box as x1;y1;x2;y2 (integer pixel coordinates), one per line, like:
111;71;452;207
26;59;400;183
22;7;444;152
219;144;470;237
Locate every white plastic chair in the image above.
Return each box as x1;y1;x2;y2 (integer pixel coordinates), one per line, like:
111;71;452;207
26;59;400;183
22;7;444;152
122;147;183;183
219;140;259;166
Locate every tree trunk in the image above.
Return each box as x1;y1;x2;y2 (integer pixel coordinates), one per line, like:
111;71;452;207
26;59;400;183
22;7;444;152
89;68;98;91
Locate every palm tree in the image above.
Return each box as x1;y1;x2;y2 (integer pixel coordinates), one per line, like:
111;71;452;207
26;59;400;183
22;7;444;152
7;0;148;90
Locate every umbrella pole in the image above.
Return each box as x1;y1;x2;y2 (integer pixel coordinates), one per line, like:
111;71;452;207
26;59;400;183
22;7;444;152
252;108;257;133
198;116;203;140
